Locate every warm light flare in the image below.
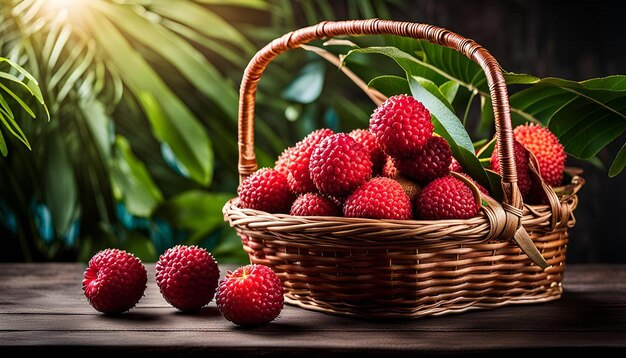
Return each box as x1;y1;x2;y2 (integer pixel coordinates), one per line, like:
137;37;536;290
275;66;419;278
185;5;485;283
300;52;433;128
42;0;86;12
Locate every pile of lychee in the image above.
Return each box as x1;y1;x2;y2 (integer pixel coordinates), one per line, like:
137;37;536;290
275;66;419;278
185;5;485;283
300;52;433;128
83;246;284;326
239;94;566;220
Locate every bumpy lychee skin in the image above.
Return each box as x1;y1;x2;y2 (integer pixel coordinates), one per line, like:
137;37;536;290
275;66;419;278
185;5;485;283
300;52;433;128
369;95;434;158
274;146;294;176
155;245;220;312
216;264;284;326
238;168;294;213
514;123;566;187
349;129;385;174
290;193;341;216
456;173;490;196
449;158;464;173
309;133;372;197
393;136;452;184
287;129;334;193
83;249;147;314
382;156;398;179
417;175;481;220
490;140;532;196
344;177;412;219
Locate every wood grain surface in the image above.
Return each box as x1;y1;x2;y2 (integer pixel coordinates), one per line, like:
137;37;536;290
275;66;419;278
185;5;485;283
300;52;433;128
1;263;624;356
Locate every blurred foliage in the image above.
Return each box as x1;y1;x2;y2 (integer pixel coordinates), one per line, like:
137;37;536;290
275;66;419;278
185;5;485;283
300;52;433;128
0;0;401;262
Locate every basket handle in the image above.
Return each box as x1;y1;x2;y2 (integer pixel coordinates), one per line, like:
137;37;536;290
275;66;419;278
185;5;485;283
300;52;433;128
238;19;524;227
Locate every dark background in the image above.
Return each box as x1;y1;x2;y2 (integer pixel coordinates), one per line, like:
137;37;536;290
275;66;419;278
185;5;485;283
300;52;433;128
381;0;626;263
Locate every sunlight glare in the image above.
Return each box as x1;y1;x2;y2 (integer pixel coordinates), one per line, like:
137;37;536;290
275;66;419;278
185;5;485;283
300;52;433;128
43;0;85;11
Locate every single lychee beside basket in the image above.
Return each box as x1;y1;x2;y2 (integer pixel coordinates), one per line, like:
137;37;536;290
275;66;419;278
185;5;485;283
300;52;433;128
223;19;584;319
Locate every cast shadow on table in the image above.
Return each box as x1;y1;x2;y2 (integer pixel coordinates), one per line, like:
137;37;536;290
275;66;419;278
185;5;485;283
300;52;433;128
173;306;221;317
234;321;310;335
96;311;161;322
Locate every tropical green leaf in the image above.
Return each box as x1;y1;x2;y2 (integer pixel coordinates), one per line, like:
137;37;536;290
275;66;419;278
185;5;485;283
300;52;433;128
440;81;460;104
211;229;249;264
409;76;495;193
92;1;238;119
283;61;325;104
503;72;540;85
195;0;268;9
417;40;487;91
120;231;157;262
161;20;246;67
0;56;48;153
0;100;30;148
45;133;77;235
343;46;448;85
0;128;7;156
149;0;255;53
508;75;626;172
0;57;48;116
156;190;232;244
409;76;471;151
86;11;214;184
80;99;112;158
367;75;410;96
412;76;454;111
112;136;163;218
609;142;626;177
139;92;214;185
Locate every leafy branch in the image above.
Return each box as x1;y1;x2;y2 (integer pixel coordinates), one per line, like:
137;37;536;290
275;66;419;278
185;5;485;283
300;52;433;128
340;40;626;176
0;57;49;156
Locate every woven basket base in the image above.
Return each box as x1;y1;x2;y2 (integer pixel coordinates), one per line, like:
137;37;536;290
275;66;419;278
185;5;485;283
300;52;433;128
284;287;562;319
240;228;568;319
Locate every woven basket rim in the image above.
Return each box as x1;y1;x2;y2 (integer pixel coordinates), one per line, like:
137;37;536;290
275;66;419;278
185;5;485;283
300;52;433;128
225;174;584;224
223;176;583;248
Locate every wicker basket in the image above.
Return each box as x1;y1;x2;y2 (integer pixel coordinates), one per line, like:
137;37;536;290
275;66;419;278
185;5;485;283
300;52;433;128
223;19;584;319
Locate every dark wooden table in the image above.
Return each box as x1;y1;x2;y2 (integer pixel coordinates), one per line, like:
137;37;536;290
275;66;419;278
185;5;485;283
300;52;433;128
1;264;625;356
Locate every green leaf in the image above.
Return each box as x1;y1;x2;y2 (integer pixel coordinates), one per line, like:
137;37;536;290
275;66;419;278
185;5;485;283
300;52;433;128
161;20;246;67
609;142;626;177
86;11;214;185
409;76;496;193
509;75;626;171
112;136;163;218
282;61;325;104
485;169;504;201
417;40;487;91
211;229;248;264
80;99;111;158
0;82;36;120
409;76;472;152
412;76;455;111
479;95;495;134
503;72;540;85
0;57;48;119
0;128;7;156
120;231;157;262
93;1;238;119
367;75;410;96
343;46;448;85
149;0;255;53
0;101;30;148
156;190;232;245
45;133;77;235
139;92;214;185
440;81;460;104
195;0;268;9
0;56;47;153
